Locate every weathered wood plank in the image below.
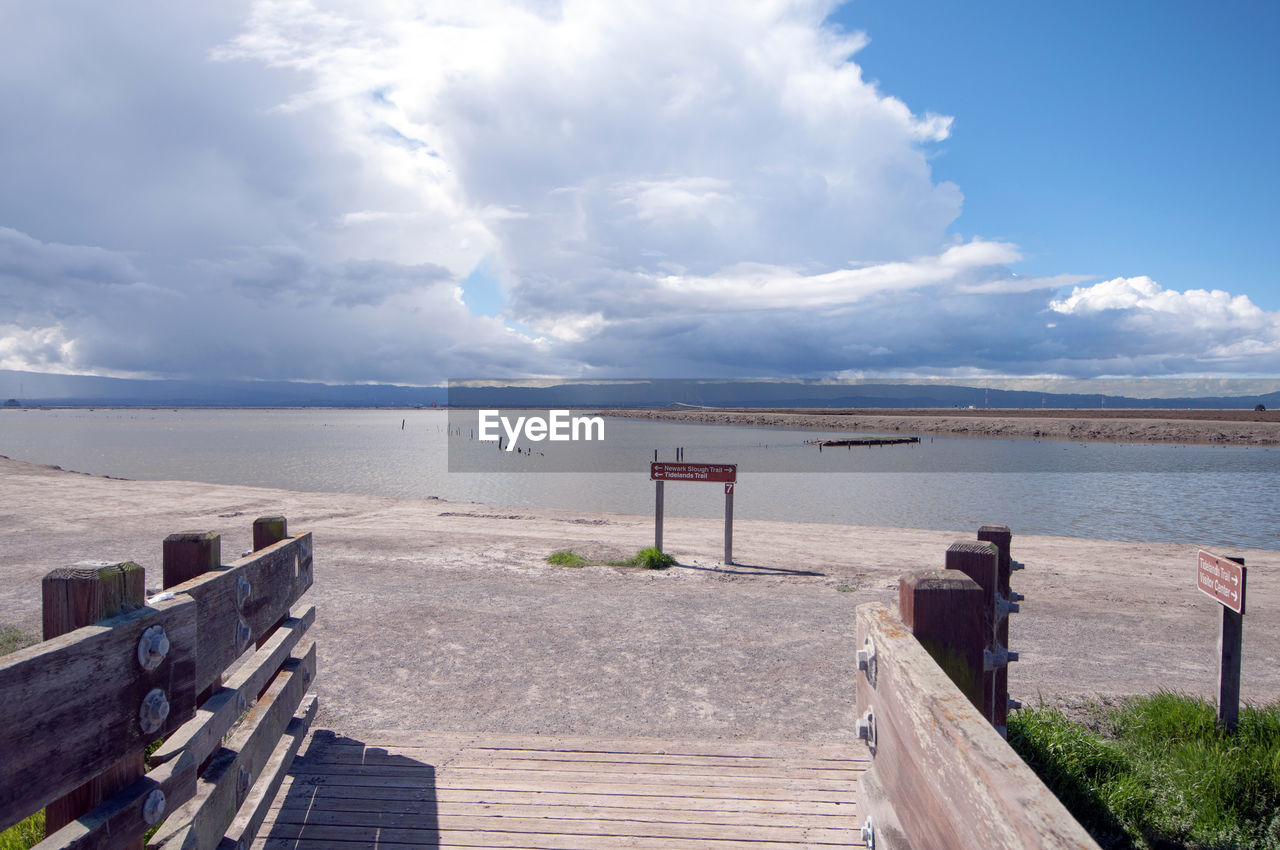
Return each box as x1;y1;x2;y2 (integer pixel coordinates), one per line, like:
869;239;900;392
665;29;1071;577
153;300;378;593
259;809;857;843
855;601;1099;850
0;595;198;832
267;779;858;817
258;822;857;850
34;755;198;850
267;796;855;829
329;732;857;760
149;608;315;770
150;641;315;850
216;696;316;850
162;534;313;695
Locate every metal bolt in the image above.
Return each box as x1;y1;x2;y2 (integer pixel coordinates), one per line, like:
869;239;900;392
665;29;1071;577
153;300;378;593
139;688;170;735
302;664;312;685
856;636;877;687
996;595;1020;621
235;618;252;654
856;710;877;755
235;575;251;609
236;765;251;803
142;789;166;825
1011;559;1026;571
861;816;875;849
137;625;170;671
983;645;1019;671
236;691;248;714
1010;590;1026;603
1008;697;1023;711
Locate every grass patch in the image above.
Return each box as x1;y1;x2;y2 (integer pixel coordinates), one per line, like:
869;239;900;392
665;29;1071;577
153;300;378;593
547;550;587;567
0;625;38;657
549;548;677;569
1009;692;1280;849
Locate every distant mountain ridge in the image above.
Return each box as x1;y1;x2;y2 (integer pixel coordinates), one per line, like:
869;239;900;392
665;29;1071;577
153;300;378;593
3;370;1272;409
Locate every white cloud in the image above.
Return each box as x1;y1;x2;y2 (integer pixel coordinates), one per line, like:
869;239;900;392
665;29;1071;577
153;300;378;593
0;2;1275;383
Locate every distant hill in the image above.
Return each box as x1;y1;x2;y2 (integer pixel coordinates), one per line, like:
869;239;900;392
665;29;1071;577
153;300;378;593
2;370;1274;410
0;370;446;407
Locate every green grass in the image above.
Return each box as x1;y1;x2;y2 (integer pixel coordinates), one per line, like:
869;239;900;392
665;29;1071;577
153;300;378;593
547;548;676;569
0;625;38;657
547;550;587;567
1;628;43;849
1008;692;1280;849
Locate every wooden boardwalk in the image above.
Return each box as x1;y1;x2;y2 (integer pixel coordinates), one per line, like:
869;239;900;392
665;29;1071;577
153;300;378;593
253;731;868;849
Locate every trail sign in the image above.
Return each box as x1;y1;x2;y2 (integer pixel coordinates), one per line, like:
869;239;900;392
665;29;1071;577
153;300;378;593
1197;550;1246;614
651;463;736;483
1197;549;1247;732
650;462;738;564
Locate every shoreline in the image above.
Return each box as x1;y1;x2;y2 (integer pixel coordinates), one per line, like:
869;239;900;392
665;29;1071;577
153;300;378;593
2;455;1277;742
600;408;1280;446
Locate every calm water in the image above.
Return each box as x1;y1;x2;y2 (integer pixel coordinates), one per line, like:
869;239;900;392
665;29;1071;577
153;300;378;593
2;408;1277;549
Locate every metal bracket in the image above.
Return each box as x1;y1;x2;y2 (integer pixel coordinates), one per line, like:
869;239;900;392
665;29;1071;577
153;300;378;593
856;636;877;687
856;710;877;755
996;595;1020;621
861;816;875;849
983;644;1019;671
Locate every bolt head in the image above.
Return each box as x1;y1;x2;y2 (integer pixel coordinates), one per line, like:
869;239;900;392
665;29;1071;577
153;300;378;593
139;688;170;735
142;789;166;825
137;625;170;671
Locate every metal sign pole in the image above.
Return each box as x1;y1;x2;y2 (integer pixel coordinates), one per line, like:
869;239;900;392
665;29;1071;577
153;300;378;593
655;480;664;552
724;482;734;565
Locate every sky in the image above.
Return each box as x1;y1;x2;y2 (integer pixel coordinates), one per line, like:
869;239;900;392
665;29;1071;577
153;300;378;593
1;0;1277;389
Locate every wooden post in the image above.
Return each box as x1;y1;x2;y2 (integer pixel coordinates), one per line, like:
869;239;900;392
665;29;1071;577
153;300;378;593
655;480;664;552
254;517;290;650
164;531;221;706
945;541;999;724
978;525;1013;730
899;570;985;710
253;516;288;552
163;530;221;588
724;483;734;565
1220;556;1245;732
42;562;147;848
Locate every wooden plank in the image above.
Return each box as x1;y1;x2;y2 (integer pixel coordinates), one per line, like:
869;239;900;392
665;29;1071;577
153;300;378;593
257;809;857;843
310;750;864;776
34;756;198;850
0;594;198;832
339;732;858;760
288;772;852;803
289;762;859;790
163;534;313;695
257;822;857;849
267;780;857;817
150;608;315;770
855;601;1099;850
150;642;315;850
217;696;317;850
267;797;855;830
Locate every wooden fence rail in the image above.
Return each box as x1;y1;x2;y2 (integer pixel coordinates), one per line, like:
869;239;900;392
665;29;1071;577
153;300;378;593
0;517;316;850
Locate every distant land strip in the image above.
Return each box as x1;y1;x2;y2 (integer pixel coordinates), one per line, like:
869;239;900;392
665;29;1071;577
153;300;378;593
599;408;1280;446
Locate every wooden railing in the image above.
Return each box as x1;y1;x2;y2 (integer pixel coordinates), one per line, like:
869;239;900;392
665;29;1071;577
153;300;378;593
0;517;316;850
855;527;1101;850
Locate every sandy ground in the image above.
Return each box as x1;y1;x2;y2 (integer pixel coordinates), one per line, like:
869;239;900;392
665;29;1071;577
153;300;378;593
601;408;1280;445
2;455;1277;746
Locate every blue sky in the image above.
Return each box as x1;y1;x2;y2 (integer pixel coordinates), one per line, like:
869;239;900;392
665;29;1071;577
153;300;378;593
0;1;1276;388
837;1;1280;308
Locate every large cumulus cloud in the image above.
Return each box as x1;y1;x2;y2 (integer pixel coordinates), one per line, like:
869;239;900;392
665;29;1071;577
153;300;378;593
0;0;1276;382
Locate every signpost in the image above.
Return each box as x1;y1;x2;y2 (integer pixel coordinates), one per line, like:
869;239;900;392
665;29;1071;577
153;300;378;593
1197;550;1247;731
651;463;737;565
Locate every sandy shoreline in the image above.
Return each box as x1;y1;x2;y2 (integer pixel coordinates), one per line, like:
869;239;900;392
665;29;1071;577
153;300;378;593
601;408;1280;445
2;455;1276;744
